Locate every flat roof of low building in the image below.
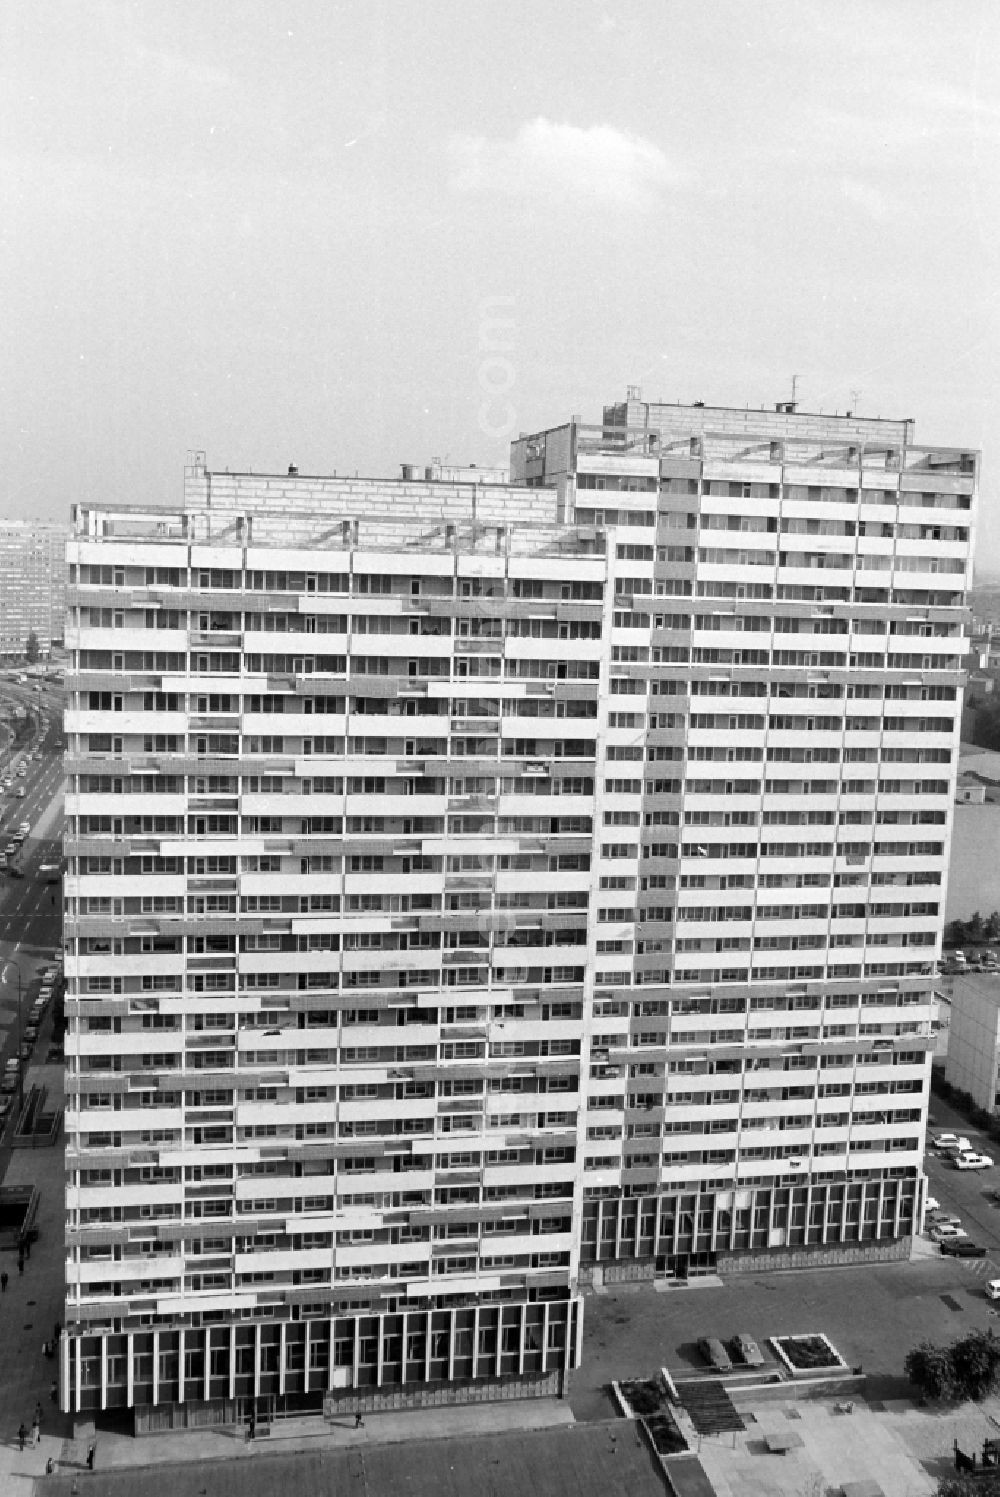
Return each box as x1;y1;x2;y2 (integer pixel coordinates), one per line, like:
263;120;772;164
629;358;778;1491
45;1421;673;1497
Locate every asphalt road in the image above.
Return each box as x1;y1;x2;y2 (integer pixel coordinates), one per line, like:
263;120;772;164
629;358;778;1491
925;1095;1000;1260
0;684;65;1117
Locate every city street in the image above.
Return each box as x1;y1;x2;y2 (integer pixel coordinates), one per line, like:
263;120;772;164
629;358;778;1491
0;683;64;1103
924;1095;1000;1260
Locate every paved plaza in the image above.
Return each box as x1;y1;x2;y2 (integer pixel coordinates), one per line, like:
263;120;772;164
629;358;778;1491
694;1397;1000;1497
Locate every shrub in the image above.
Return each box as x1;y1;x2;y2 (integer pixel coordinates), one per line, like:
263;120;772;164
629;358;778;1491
938;1472;1000;1497
906;1332;1000;1404
620;1378;667;1416
905;1341;958;1402
949;1330;1000;1402
775;1335;839;1370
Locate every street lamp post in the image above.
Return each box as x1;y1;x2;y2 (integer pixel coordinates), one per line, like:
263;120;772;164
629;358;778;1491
1;961;23;1120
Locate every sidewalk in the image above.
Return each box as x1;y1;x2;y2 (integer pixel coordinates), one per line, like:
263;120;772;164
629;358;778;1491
0;1058;72;1497
79;1397;575;1472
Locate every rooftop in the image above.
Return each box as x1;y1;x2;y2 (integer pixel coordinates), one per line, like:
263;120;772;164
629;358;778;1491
44;1418;669;1497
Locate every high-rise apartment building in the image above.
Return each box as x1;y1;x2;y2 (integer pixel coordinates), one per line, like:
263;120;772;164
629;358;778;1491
0;520;67;658
63;401;977;1422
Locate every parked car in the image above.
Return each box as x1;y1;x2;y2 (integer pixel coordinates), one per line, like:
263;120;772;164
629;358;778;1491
930;1223;969;1242
927;1211;962;1228
730;1334;764;1368
955;1152;994;1170
4;866;23;879
932;1134;972;1152
925;1196;941;1213
941;1240;988;1258
986;1281;1000;1301
698;1337;732;1372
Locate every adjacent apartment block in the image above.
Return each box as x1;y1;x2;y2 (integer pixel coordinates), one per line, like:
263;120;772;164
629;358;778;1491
0;520;67;659
63;398;977;1422
944;975;1000;1110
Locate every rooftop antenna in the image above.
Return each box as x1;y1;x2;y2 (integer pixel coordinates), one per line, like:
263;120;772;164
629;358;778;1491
791;374;798;404
850;388;861;410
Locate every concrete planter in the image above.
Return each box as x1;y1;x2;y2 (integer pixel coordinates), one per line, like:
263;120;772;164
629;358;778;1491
611;1372;688;1463
769;1332;848;1378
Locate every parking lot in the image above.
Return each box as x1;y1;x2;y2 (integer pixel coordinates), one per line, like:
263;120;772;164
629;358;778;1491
940;948;1000;977
924;1098;1000;1264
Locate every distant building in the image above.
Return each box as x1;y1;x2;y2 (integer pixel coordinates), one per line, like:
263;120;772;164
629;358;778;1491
400;462;510;485
0;521;67;658
944;977;1000;1109
955;749;1000;802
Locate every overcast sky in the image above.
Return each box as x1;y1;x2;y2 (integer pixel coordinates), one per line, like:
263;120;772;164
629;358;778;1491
2;1;999;570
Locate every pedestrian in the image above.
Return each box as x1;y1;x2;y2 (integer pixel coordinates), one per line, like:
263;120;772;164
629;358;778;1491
248;1413;255;1442
86;1442;95;1470
17;1422;25;1451
31;1417;40;1446
17;1255;23;1276
45;1456;54;1474
1;1270;8;1292
49;1381;57;1404
354;1411;364;1429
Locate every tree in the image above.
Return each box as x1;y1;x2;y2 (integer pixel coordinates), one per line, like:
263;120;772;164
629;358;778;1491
905;1340;958;1402
949;1329;1000;1402
24;631;39;664
973;699;1000;752
906;1332;1000;1406
945;919;969;947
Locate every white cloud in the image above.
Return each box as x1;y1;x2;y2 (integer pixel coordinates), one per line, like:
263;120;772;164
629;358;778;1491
840;177;899;220
132;42;234;92
448;118;681;209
